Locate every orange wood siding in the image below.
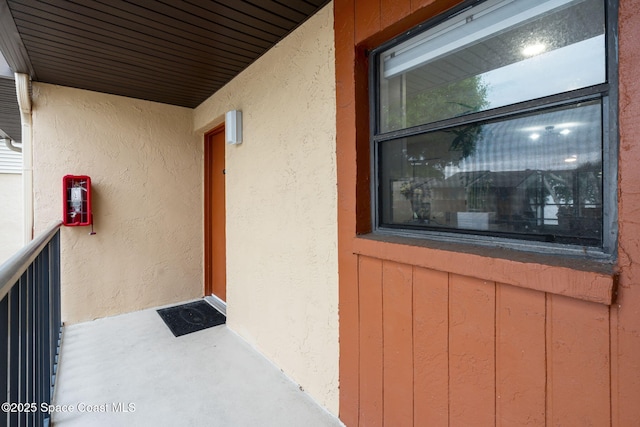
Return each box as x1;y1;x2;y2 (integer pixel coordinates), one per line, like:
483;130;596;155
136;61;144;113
382;262;413;426
348;259;618;426
495;285;545;425
380;0;409;29
355;0;379;42
413;267;448;426
335;0;640;425
358;257;383;427
615;1;640;425
449;275;495;426
546;295;611;425
335;0;359;424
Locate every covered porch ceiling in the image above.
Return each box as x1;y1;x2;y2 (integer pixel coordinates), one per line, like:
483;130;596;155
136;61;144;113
0;0;331;143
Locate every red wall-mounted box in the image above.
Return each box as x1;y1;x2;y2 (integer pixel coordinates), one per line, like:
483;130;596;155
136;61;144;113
62;175;92;226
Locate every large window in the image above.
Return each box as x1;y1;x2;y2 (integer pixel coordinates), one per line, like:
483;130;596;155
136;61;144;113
371;0;617;252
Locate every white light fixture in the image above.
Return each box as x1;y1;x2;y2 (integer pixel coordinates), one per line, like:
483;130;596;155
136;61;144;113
225;110;242;145
522;42;546;57
530;133;541;141
565;155;578;163
559;128;571;135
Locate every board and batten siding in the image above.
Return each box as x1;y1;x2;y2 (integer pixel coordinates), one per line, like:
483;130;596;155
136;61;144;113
334;0;640;426
354;256;610;426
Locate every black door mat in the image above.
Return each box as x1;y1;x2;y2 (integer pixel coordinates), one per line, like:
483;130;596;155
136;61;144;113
157;300;226;337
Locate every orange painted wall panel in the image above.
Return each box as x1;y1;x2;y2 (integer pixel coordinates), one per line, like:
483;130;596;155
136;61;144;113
338;251;360;427
335;0;360;424
495;284;546;426
382;261;414;426
413;267;449;427
411;0;438;11
449;275;496;426
614;0;640;424
355;0;380;43
358;256;384;427
546;295;610;426
381;0;410;29
611;288;640;427
335;0;640;425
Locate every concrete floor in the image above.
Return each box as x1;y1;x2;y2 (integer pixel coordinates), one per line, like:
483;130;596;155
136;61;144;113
51;300;343;427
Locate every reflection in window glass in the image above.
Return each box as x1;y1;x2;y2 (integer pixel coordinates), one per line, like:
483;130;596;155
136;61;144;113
379;0;605;133
379;101;603;245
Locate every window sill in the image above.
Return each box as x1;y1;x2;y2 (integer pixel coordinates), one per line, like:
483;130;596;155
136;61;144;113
353;233;617;305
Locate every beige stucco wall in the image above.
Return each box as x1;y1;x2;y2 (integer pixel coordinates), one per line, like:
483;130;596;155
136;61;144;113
0;173;23;264
194;3;338;415
32;84;203;323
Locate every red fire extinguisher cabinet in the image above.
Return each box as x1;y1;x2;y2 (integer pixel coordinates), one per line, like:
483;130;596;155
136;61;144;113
62;175;92;226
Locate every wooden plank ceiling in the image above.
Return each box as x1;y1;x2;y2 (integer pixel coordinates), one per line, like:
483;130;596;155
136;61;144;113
0;0;330;141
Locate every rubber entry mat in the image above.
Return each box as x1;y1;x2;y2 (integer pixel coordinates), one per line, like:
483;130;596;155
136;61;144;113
157;300;226;337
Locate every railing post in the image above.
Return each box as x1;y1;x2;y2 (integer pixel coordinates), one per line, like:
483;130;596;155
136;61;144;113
0;223;62;427
0;295;7;424
9;282;20;427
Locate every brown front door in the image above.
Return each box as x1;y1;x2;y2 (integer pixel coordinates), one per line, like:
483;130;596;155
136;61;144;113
204;127;226;301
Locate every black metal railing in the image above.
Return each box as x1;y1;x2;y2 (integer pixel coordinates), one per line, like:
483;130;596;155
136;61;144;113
0;222;63;427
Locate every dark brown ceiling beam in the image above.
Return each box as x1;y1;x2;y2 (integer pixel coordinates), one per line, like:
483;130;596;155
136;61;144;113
242;0;333;32
26;52;229;99
28;0;270;56
269;0;328;15
94;3;271;53
9;4;259;65
28;63;227;105
242;0;309;21
129;0;285;42
29;51;230;106
31;57;217;98
22;34;240;84
12;13;255;72
202;0;299;28
33;68;207;108
0;0;332;109
88;0;276;51
19;30;247;79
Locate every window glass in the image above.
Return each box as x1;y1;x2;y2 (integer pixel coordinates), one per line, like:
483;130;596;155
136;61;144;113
378;0;605;133
379;100;603;245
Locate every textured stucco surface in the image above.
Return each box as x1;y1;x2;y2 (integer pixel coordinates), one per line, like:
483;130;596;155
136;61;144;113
194;4;338;415
32;84;202;323
0;173;23;264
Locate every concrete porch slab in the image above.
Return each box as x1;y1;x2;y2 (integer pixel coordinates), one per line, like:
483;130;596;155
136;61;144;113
51;301;343;427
